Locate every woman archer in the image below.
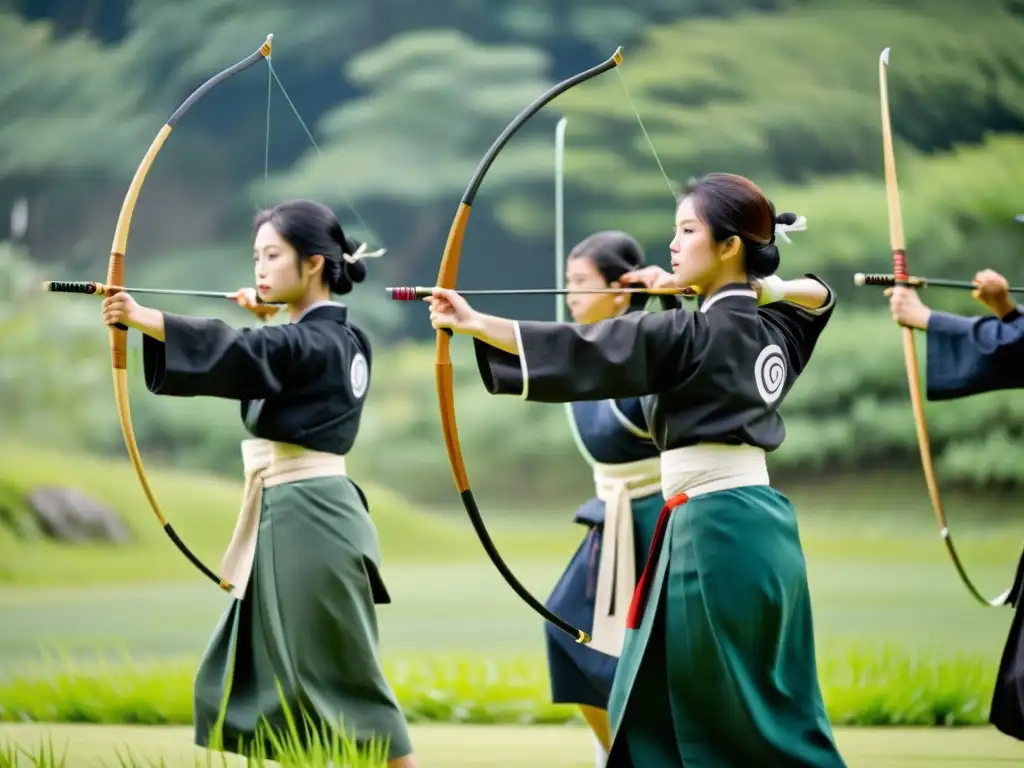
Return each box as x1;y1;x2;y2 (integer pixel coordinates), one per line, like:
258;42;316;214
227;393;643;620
889;269;1024;742
546;230;676;766
425;173;847;767
101;199;418;767
549;227;828;768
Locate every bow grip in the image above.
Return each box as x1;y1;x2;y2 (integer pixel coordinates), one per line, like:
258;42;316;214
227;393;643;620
106;254;130;356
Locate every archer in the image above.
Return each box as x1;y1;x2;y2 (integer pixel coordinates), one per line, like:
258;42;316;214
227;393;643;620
426;173;847;768
103;199;419;767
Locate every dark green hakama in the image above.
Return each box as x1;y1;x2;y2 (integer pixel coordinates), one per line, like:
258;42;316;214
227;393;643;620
607;485;846;768
193;475;413;761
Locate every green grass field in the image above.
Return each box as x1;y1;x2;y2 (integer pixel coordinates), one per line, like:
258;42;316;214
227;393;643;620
2;445;1024;763
1;723;1022;767
0;444;1019;668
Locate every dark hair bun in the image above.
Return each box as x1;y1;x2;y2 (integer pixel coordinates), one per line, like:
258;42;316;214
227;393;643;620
325;231;369;295
325;260;351;295
746;210;797;278
342;236;368;285
747;242;780;279
345;260;367;286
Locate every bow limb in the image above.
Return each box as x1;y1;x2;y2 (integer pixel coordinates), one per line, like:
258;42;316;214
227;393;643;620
554;116;568;324
879;48;1012;607
553;118;595;469
106;35;273;593
433;49;623;644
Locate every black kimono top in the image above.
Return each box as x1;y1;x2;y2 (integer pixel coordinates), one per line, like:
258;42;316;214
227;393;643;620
570;398;659;465
925;307;1024;401
143;302;371;455
474;278;835;454
568;398;660;526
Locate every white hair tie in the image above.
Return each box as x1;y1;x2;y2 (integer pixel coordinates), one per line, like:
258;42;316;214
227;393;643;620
774;215;808;244
342;243;388;263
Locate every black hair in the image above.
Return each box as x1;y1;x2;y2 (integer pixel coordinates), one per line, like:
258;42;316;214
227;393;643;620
253;199;367;295
568;230;681;312
680;172;799;279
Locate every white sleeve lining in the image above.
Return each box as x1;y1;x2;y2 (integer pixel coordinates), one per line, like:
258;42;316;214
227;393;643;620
795;281;836;316
512;320;530;400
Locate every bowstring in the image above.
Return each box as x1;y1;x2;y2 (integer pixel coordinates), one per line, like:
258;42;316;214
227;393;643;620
259;54;387;253
614;66;677;202
264;62;272;210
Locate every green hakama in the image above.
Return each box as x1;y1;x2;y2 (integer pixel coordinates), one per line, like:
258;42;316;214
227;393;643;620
193;473;412;761
471;277;845;765
607;486;845;768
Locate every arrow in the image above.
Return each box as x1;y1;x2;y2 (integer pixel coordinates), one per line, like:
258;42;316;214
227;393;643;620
854;272;1024;294
42;280;284;306
387;285;696;300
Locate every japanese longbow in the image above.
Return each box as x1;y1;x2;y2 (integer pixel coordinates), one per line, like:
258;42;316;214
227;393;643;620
105;35;274;593
431;48;628;643
879;47;1021;606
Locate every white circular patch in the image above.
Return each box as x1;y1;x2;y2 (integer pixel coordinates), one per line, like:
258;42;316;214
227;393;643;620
349;352;369;399
753;344;786;404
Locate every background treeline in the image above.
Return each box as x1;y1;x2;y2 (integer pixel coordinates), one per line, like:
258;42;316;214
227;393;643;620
3;0;1024;503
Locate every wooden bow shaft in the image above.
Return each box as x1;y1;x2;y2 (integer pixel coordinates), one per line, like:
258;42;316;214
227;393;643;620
432;48;627;644
103;34;273;594
879;48;1012;607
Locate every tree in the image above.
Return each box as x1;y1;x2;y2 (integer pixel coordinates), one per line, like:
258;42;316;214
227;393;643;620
0;242;113;445
261;30;563;289
525;5;1024;252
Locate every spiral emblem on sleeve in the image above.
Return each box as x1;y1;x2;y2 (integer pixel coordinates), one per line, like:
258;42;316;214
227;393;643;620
754;344;786;404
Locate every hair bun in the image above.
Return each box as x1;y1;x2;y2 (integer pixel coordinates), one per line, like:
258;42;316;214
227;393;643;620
341;236;368;285
327;226;369;290
775;212;798;226
342;235;362;255
346;259;367;284
748;242;780;279
325;258;366;294
326;259;350;295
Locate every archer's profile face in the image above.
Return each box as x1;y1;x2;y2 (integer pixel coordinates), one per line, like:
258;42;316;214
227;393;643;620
564;255;628;325
253;222;319;305
669;196;725;294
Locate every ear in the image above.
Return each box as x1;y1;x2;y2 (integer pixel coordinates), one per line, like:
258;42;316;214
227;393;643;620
718;235;742;264
305;253;326;278
609;279;627;305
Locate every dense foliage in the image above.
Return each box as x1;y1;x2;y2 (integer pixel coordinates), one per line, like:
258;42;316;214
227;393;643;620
4;1;1024;498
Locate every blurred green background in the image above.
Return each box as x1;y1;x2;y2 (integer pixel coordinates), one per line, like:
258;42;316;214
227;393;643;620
2;0;1024;765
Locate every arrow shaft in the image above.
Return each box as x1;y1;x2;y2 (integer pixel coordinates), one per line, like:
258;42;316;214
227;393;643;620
388;285;693;300
854;273;1024;294
120;286;236;298
43;280;283;305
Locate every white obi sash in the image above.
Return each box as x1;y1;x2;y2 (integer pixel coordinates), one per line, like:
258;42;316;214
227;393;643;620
219;438;348;600
660;443;770;500
589;456;662;658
